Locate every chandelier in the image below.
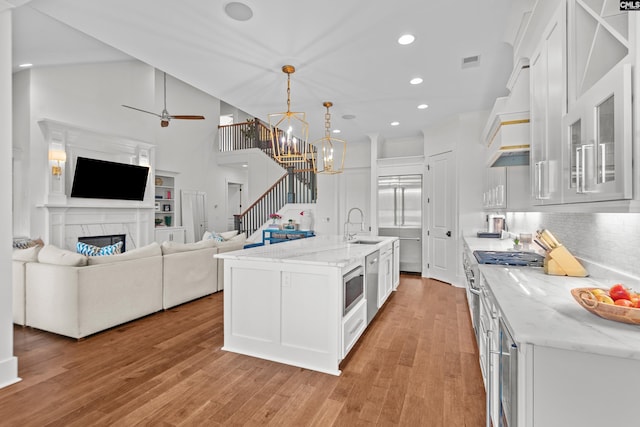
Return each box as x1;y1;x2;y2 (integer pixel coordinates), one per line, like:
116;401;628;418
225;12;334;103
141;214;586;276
311;102;346;174
268;65;309;165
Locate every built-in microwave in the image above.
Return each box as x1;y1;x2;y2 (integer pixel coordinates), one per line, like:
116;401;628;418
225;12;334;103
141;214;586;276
343;266;364;316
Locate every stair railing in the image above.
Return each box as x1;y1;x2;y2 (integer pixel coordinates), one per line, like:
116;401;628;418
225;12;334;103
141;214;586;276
234;175;289;237
220;118;317;234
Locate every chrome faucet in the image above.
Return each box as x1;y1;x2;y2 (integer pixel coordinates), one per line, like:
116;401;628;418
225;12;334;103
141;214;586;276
344;207;365;240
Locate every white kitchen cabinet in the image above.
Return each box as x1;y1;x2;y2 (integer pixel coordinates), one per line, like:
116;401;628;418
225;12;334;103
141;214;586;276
529;1;632;206
154;226;186;244
378;243;393;308
525;345;640;427
560;2;632;204
483;165;531;211
505;165;531;210
562;62;632;203
482;167;506;209
342;299;366;358
529;3;565;205
392;239;400;290
477;274;500;426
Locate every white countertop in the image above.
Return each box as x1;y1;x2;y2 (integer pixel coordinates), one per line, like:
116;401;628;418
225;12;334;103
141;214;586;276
215;234;397;268
464;236;640;360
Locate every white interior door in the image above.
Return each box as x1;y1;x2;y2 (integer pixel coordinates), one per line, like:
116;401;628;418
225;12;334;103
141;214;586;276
182;190;207;243
227;182;243;230
428;151;456;284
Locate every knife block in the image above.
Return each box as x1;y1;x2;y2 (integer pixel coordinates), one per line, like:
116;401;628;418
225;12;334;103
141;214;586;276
543;246;588;277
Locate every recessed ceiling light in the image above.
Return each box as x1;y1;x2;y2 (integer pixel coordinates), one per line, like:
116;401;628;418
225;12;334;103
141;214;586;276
390;121;400;126
242;163;248;168
332;129;341;134
225;2;253;21
19;63;32;68
342;114;356;120
410;77;423;85
418;104;429;109
398;34;415;45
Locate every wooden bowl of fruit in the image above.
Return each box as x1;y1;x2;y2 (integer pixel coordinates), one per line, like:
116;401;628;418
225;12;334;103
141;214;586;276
571;285;640;325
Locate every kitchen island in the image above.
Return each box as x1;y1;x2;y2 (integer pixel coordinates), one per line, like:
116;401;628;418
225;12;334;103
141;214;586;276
215;235;399;375
464;236;640;427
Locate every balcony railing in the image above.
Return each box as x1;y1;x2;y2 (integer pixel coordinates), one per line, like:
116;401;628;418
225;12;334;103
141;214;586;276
219;118;272;153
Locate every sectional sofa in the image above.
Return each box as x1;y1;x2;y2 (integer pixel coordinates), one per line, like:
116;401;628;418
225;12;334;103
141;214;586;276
12;232;247;339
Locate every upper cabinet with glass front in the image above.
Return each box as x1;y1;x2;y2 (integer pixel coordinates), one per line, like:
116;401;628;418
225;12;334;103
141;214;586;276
530;4;566;205
562;0;632;202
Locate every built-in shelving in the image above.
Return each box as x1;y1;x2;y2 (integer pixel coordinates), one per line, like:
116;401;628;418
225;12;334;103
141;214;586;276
154;174;176;227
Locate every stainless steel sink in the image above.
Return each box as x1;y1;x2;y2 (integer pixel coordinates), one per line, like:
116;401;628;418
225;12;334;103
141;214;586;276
350;240;380;245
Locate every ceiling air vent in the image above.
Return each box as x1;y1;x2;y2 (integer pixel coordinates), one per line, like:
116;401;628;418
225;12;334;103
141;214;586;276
462;55;480;68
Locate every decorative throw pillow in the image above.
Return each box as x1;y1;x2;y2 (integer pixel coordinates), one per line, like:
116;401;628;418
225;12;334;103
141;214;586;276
76;241;123;256
202;230;224;242
13;237;44;249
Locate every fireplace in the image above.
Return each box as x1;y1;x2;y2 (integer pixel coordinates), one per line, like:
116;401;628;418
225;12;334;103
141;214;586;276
78;234;126;252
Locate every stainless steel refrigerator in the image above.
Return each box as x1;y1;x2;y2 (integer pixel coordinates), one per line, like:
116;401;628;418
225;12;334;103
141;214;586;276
377;174;422;273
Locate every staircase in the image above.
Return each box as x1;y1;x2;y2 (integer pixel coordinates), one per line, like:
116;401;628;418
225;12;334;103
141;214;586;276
218;118;316;237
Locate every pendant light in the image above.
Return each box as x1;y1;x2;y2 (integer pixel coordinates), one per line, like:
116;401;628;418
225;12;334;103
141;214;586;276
311;102;346;174
268;65;309;165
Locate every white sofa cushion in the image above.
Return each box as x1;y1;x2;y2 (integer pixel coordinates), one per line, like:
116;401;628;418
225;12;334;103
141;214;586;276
87;242;162;265
162;246;218;309
12;245;42;262
26;255;163;338
38;245;88;267
219;230;239;240
161;239;217;255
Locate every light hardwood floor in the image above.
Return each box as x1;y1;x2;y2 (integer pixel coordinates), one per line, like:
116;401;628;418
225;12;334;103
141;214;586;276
2;276;485;426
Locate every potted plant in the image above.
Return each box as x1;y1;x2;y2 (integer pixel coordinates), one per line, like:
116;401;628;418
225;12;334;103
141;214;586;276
513;237;522;250
240;119;257;145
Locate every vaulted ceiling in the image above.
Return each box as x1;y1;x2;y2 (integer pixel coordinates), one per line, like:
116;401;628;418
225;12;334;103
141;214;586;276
12;0;518;144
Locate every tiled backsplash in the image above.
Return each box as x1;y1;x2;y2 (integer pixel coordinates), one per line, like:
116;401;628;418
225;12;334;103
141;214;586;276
507;212;640;279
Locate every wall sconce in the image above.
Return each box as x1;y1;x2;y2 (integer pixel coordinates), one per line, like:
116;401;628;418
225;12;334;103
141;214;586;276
48;149;67;177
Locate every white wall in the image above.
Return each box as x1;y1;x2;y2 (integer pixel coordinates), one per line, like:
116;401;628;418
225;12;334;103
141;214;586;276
424;110;489;284
379;135;423;158
507;212;640;280
1;5;19;390
315;139;371;236
12;69;29;237
12;61;232;240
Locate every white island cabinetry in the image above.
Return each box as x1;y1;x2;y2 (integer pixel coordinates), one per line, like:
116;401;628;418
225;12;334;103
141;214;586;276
378;242;393;307
392;239;400;289
217;235;399;376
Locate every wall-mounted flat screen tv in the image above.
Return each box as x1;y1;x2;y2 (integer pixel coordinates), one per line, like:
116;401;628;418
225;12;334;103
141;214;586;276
70;157;149;201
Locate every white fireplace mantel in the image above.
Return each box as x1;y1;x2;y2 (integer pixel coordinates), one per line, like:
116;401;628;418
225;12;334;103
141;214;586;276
37;119;157;249
43;204;153;251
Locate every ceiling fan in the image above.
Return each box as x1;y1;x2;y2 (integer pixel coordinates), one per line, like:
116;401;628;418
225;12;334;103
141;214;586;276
122;72;205;127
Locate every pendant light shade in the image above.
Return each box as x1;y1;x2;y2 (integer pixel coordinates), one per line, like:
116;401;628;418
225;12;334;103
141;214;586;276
311;102;346;174
268;65;310;165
